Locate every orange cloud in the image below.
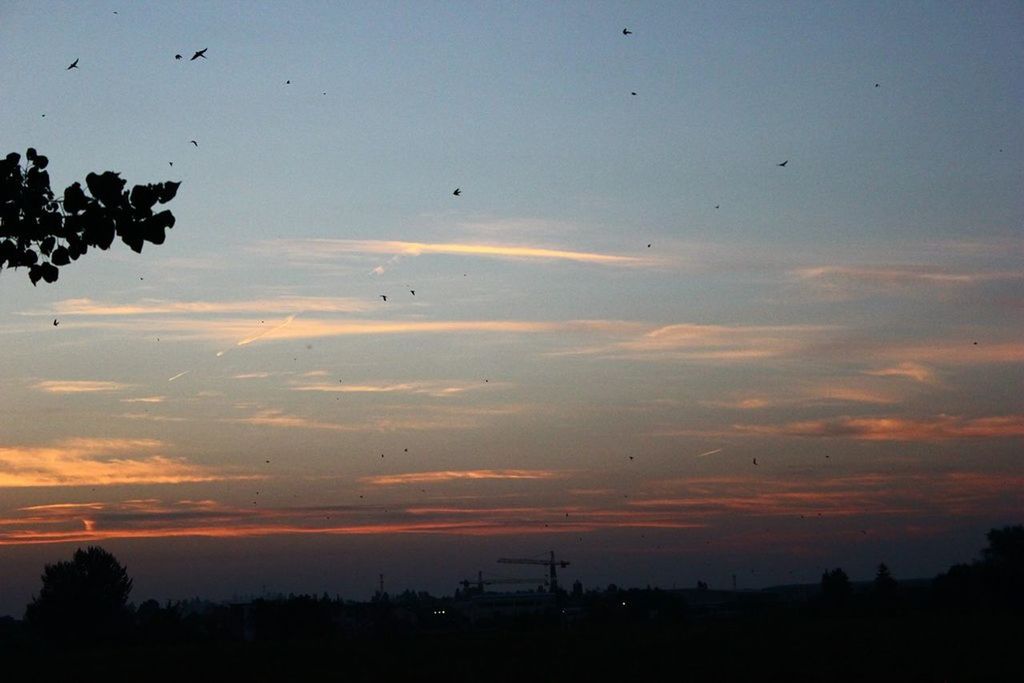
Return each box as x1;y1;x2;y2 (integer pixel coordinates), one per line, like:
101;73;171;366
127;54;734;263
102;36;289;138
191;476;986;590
735;414;1024;441
291;380;490;397
361;470;567;486
31;380;129;394
2;469;1019;546
0;438;256;487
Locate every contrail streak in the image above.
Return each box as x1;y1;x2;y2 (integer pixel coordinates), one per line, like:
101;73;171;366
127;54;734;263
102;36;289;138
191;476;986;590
696;448;723;457
167;371;190;382
236;314;298;347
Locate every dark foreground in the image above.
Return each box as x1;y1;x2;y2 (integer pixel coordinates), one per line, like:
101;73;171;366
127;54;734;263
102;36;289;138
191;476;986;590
2;606;1020;682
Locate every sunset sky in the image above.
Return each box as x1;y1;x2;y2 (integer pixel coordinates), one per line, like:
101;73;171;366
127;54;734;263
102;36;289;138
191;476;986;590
1;1;1021;616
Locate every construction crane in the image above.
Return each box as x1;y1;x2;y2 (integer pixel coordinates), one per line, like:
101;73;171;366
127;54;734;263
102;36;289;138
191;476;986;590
497;551;569;593
459;571;547;594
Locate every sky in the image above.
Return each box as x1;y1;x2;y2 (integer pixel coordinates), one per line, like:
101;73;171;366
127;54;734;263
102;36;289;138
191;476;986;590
0;1;1021;616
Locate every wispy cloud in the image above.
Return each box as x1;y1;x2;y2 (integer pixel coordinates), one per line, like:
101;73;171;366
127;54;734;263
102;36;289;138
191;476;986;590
794;265;1021;287
361;470;567;486
232;409;487;432
563;323;829;362
862;362;937;384
44;296;370;316
735;414;1024;441
232;410;365;433
119;396;166;404
264;239;648;267
291;380;492;397
32;380;129;394
3;468;1019;546
0;438;254;487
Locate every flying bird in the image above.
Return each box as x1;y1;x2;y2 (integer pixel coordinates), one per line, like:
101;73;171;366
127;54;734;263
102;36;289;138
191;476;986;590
190;140;198;147
777;160;788;167
67;58;79;70
452;188;461;196
168;161;173;166
753;457;759;466
380;295;387;302
631;92;637;96
410;290;415;296
874;83;880;87
190;48;207;60
53;319;59;327
174;54;182;60
715;204;720;209
623;28;632;35
285;80;291;84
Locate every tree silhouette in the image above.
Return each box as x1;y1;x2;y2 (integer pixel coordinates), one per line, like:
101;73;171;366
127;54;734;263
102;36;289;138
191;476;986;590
873;563;897;593
1;149;179;285
933;525;1024;612
871;562;899;610
820;567;851;607
25;546;133;643
982;525;1024;568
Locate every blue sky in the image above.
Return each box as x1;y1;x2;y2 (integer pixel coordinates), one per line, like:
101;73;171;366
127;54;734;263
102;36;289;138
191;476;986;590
0;1;1021;615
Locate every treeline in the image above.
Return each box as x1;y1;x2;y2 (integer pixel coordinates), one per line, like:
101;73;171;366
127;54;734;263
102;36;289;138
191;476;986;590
0;526;1020;680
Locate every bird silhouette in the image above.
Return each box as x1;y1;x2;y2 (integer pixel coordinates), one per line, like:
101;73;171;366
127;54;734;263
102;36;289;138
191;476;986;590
715;204;720;209
285;80;291;84
174;54;182;60
190;48;207;60
67;58;79;70
777;160;788;167
452;188;461;196
410;290;415;296
53;319;59;327
631;92;637;96
380;295;387;302
190;140;198;147
874;83;880;87
623;28;632;35
168;161;173;166
753;458;758;466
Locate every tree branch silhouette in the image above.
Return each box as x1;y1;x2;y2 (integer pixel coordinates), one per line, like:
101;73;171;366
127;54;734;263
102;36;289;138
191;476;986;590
1;149;179;285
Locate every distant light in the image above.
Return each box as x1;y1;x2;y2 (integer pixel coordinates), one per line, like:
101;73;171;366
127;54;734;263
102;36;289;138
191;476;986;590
621;601;627;606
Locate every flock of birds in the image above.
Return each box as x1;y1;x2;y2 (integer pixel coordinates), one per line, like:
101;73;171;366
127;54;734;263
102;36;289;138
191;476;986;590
45;23;909;558
56;27;820;474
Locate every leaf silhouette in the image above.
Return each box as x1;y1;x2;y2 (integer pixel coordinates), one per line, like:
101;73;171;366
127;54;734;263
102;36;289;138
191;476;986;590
2;150;179;284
